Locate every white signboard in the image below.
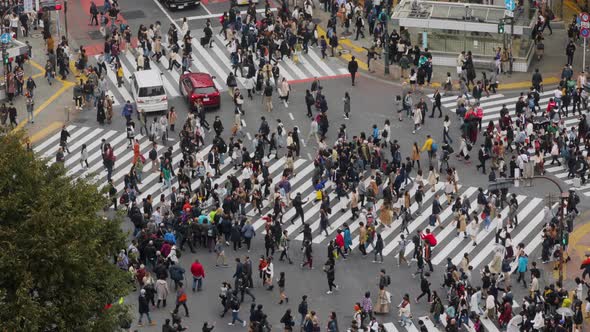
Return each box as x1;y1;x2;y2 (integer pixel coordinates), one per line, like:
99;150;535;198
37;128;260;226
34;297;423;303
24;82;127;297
24;0;34;12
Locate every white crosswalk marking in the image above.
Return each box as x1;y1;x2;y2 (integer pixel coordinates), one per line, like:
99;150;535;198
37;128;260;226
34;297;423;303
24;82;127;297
89;32;346;106
41;126;91;159
418;317;441;331
383;322;400;332
65;130;117;168
33;126;548;281
34;125;76;153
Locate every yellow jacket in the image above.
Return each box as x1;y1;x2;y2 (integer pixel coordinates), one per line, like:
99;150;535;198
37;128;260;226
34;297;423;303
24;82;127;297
421;138;433;152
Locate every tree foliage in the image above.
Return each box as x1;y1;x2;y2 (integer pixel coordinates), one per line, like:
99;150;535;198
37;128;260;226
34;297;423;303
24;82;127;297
0;132;131;331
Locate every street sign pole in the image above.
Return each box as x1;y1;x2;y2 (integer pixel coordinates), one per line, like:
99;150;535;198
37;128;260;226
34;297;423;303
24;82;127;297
580;13;589;71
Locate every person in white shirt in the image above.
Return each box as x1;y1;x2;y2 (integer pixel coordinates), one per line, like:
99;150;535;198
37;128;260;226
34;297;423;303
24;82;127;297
485;294;496;319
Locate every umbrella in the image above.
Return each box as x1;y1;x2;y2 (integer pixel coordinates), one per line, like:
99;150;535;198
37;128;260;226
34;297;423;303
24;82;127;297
556;307;574;317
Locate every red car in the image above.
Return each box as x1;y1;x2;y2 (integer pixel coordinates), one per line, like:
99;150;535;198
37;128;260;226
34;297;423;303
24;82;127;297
179;72;220;110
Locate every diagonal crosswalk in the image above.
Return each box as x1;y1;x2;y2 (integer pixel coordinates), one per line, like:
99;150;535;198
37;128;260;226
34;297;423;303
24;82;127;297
36;126;548;280
90;33;348;108
427;91;590;196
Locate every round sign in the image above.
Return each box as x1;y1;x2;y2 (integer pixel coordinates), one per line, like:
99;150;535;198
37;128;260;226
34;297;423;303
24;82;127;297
581;27;590;38
582;12;590;22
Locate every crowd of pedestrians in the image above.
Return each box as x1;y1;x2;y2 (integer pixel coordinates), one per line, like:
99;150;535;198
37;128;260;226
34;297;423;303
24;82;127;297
43;0;590;331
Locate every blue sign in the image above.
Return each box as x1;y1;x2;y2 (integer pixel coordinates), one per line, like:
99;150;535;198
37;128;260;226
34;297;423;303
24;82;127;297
0;33;11;44
505;0;515;11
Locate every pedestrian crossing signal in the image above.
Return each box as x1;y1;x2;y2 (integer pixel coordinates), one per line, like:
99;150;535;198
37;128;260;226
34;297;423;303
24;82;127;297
498;20;505;34
2;52;8;65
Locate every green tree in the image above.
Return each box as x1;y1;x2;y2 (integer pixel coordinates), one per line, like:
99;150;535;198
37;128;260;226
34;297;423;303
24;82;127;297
0;133;131;331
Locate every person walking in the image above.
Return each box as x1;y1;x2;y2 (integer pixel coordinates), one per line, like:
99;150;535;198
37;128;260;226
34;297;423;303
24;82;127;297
190;259;205;292
156;277;169;308
138;289;156;326
228;295;247;327
324;258;337;294
79;144;89;169
415;272;431;303
348;56;359;86
430;88;442;118
343;92;351;120
174;282;189;317
25;93;34;124
278;271;289;304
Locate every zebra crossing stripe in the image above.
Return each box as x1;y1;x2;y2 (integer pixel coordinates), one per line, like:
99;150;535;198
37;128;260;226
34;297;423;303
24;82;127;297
65;130;117;167
423;192;480;261
102;58;134;102
470;198;545;269
376;182;446;255
361;184;421;252
430;192;495;265
479;317;500;332
395;187;477;259
96;139;165;186
41;127;91;159
383;322;400;332
34;125;76;153
404;322;420;332
307;50;337;77
446;195;527;266
297;52;322;77
471;197;541;270
281;57;307;80
71;131;128;177
192;39;231;86
156;55;181;86
418;317;440;331
251;162;325;230
118;54;135;86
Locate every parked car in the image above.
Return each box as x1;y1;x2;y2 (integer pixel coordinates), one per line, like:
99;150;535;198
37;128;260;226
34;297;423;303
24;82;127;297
179;72;221;110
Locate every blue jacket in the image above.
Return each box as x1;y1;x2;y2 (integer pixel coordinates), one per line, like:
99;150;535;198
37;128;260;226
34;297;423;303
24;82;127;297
164;232;176;245
122;103;133;118
517;255;528;273
343;228;352;247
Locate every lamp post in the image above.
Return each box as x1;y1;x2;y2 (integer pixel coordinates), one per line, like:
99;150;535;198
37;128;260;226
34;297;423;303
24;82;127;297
384;33;390;75
494;175;568;284
527;176;568;284
64;0;68;41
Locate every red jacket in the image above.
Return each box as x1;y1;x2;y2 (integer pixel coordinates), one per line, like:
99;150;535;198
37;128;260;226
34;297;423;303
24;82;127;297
190;262;205;278
335;233;344;248
421;232;437;247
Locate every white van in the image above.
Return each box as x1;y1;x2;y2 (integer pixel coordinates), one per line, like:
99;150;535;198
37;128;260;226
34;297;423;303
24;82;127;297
131;70;169;113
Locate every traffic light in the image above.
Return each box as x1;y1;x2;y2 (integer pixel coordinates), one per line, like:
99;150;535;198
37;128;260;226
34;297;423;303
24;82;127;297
2;51;8;65
40;0;62;11
498;20;505;34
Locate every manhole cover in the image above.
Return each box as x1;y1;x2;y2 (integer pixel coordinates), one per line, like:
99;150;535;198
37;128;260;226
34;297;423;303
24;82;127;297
31;32;43;39
87;30;104;40
340;49;350;54
121;10;146;20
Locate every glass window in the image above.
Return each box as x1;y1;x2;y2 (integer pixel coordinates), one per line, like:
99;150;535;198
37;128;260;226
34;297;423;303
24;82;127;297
138;86;165;97
194;86;216;94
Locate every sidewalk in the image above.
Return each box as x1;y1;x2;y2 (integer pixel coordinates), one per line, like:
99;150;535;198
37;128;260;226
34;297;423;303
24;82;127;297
313;2;585;92
6;24;76;143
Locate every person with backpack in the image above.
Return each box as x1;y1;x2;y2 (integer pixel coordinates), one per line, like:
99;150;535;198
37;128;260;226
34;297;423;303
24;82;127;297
297;295;309;326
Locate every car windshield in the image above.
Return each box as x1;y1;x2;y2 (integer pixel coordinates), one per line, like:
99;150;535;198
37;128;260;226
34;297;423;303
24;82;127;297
194;87;216;95
138;86;165;98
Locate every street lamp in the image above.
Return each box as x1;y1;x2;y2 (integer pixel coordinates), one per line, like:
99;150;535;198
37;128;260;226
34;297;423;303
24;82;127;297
491;175;568;284
384;33;390;75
